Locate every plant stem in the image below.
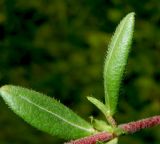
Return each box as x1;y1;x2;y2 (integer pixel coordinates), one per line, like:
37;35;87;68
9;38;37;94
118;115;160;134
65;115;160;144
65;132;114;144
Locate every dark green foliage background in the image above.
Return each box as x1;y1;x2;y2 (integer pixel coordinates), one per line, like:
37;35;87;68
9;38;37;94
0;0;159;143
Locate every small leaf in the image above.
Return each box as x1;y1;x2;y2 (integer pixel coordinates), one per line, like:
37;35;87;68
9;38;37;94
104;12;135;115
96;142;105;144
87;96;109;117
106;138;118;144
0;85;95;140
92;119;113;132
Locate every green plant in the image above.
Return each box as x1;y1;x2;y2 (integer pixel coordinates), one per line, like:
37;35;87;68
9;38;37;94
0;12;159;144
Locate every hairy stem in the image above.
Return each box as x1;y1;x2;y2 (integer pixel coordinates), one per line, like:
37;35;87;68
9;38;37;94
65;132;114;144
65;115;160;144
118;115;160;134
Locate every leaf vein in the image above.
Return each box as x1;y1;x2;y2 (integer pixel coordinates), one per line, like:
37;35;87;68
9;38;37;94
20;96;93;133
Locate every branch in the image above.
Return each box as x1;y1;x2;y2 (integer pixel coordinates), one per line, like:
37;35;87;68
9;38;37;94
118;115;160;134
64;132;114;144
65;115;160;144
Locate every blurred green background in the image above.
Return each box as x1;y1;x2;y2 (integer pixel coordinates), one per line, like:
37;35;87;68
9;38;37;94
0;0;160;143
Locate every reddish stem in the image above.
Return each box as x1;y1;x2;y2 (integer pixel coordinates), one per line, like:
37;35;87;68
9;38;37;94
65;115;160;144
119;115;160;134
65;132;114;144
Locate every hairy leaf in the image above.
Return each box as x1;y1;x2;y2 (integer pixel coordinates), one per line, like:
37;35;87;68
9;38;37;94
104;12;135;115
0;85;95;140
87;96;109;117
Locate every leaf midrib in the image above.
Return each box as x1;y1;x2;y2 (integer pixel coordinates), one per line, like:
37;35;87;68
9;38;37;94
104;16;128;112
20;95;93;133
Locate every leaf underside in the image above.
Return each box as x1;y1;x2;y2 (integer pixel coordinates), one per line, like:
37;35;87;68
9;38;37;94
0;85;95;140
104;12;135;115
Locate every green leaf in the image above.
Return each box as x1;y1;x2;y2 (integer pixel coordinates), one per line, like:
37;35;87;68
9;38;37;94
0;85;95;140
96;142;104;144
92;119;113;132
104;12;135;115
106;138;118;144
87;96;109;118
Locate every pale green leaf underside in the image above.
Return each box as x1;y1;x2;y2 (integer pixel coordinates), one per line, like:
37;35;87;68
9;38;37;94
0;85;95;140
104;12;135;115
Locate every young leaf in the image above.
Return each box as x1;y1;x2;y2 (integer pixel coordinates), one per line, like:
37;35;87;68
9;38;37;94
87;96;109;118
106;138;118;144
0;85;95;140
104;12;135;115
87;97;116;127
92;119;113;132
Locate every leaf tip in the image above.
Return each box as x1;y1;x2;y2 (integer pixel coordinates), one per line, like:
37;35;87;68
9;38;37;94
87;96;92;101
126;12;135;23
128;12;135;16
0;85;10;95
